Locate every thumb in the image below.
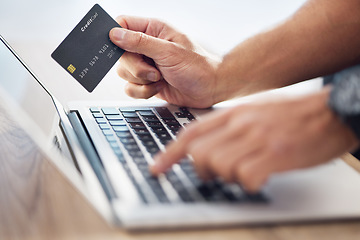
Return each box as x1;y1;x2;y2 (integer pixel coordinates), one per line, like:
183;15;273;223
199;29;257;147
110;27;173;61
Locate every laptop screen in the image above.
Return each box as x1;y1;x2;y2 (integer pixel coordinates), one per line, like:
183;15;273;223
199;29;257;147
0;37;58;140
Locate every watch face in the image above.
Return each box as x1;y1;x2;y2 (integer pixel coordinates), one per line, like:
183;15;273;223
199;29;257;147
331;65;360;115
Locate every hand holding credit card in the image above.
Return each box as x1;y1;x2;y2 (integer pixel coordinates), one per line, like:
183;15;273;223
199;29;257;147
52;4;124;92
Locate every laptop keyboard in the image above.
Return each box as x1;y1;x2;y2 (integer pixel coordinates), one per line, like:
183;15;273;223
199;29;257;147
90;106;267;204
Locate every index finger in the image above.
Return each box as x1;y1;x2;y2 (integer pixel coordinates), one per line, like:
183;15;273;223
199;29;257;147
115;15;167;36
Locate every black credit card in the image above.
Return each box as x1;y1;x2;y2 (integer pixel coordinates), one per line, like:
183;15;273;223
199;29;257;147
51;4;124;92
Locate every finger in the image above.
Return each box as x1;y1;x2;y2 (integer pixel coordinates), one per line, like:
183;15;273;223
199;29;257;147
110;27;176;61
118;52;161;84
187;134;221;181
150;109;233;175
187;121;250;181
150;139;182;175
209;132;265;183
124;81;165;99
117;63;153;85
115;15;151;32
115;16;181;41
235;151;273;193
115;16;163;34
116;62;137;82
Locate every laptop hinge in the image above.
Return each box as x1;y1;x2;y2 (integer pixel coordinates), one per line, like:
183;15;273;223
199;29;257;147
66;111;117;200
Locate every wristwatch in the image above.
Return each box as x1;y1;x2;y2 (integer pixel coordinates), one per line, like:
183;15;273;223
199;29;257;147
328;64;360;140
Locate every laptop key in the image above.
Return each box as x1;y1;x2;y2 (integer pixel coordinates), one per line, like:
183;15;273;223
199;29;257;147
102;107;119;115
90;107;101;113
142;116;159;122
138;110;155;117
128;122;146;129
106;115;123;120
186;115;196;121
108;141;119;149
98;123;110;130
167;124;182;135
102;129;114;136
119;137;136;144
166;121;182;127
175;112;186;118
203;182;228;202
196;183;224;201
179;107;189;113
128;150;145;158
164;119;179;125
113;148;126;164
96;118;107;124
92;113;103;118
179;107;196;121
146;146;161;156
126;117;142;123
156;132;172;140
105;135;117;142
154;107;176;120
109;120;126;126
151;126;167;133
124;143;140;151
142;139;157;148
137;133;153;141
133;128;149;135
217;184;245;202
122;112;139;118
133;157;147;166
119;107;150;112
146;121;163;127
159;138;172;145
112;126;129;132
165;170;194;202
246;193;268;203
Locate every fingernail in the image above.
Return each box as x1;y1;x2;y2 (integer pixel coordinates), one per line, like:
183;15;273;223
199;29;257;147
147;72;157;81
149;164;159;175
111;28;126;41
150;156;164;174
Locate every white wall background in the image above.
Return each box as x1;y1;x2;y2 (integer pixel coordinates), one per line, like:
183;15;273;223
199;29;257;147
0;0;311;105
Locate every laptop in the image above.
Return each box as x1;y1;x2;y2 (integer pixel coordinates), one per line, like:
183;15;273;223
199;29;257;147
1;35;360;230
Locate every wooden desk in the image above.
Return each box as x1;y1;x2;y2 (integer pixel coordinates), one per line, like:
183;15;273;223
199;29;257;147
1;103;360;240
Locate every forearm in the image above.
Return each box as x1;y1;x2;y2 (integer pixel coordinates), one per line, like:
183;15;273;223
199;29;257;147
215;0;360;102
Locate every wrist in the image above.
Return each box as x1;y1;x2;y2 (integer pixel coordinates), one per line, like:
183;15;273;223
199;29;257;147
194;55;222;108
211;60;228;104
212;58;246;104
